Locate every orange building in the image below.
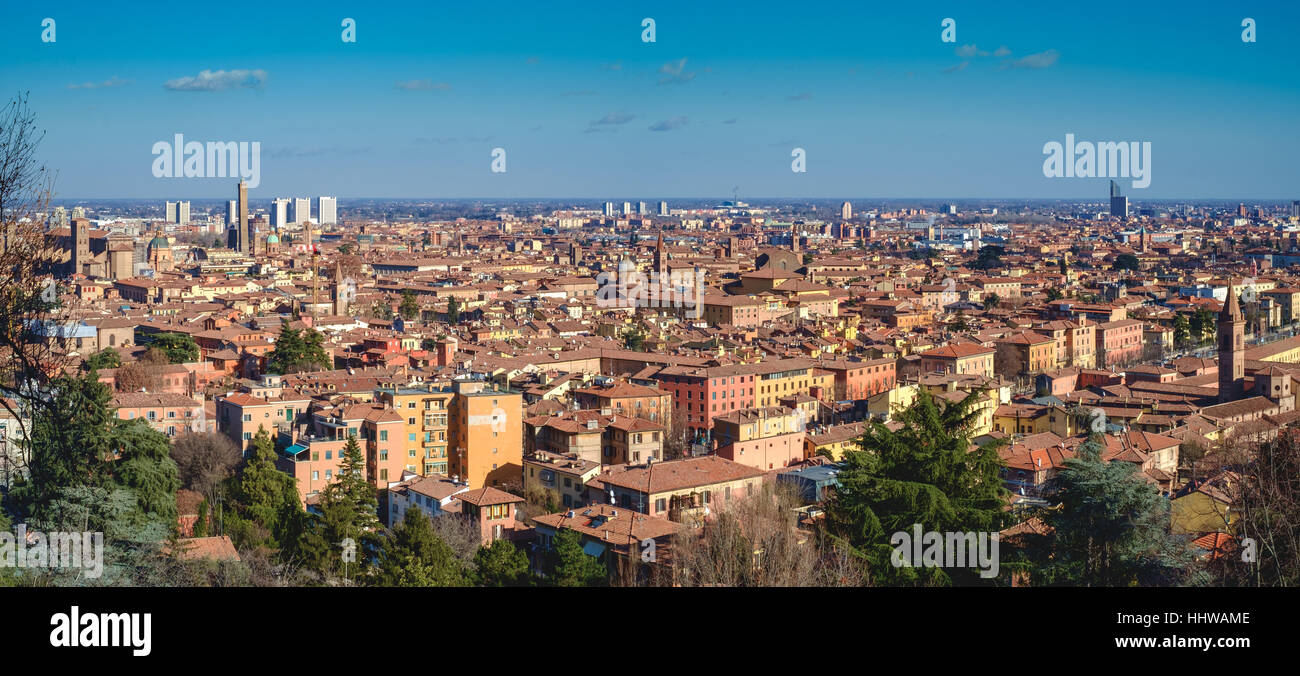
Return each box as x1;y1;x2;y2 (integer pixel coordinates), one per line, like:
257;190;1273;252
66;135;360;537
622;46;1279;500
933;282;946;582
447;380;523;489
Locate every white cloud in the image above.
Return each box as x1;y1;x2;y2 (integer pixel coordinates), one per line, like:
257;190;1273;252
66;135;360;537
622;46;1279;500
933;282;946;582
164;69;267;91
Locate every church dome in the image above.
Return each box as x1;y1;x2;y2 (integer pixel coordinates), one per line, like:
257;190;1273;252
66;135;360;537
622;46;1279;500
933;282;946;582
266;233;280;244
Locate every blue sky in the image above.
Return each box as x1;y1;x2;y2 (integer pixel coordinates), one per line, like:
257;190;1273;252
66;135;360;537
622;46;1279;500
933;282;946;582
3;1;1298;200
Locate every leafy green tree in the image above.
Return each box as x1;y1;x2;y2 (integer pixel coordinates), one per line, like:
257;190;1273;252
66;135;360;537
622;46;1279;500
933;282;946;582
824;388;1008;586
265;320;331;374
110;418;181;526
12;374;117;516
213;236;225;249
301;436;380;578
193;499;210;538
1112;253;1140;272
339;243;355;255
972;245;1004;271
228;427;300;549
984;293;1001;310
474;539;533;586
377;508;467;586
1190;307;1216;345
26;485;171;586
623;328;646;351
546;529;608;587
371;300;394;320
148;332;199;364
1045;287;1063;302
1013;437;1195;586
83;348;121;371
1172;314;1190;347
446;296;461;323
1059;258;1068;276
399;289;420;320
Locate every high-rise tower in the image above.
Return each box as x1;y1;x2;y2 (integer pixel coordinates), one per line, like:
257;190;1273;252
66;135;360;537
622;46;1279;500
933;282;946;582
236;180;250;254
1109;180;1128;219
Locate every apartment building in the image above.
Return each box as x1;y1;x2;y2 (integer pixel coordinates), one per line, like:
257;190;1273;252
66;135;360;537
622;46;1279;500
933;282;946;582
588;455;766;526
447;380;523;489
711;406;807;471
522;451;602;509
919;342;997;377
275;402;406;504
112;392;209;438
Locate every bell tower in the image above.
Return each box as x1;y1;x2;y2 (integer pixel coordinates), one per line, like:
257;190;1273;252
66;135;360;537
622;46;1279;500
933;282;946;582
1218;284;1245;403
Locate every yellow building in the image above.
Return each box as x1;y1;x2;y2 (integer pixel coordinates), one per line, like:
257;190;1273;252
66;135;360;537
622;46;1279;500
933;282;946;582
805;421;869;461
376;385;456;476
866;383;920;421
754;363;834;408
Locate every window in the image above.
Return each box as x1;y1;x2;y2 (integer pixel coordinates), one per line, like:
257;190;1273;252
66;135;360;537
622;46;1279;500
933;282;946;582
380;430;388;441
312;471;319;480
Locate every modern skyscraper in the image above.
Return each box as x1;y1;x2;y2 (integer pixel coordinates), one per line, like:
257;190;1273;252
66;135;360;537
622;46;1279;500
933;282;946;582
1291;200;1299;219
1109;180;1128;219
291;197;311;225
52;206;68;228
318;196;338;225
270;199;289;228
177;201;190;225
658;201;669;216
841;201;852;220
165;201;178;223
603;202;615;217
622;202;632;216
227;200;237;227
637;201;648;215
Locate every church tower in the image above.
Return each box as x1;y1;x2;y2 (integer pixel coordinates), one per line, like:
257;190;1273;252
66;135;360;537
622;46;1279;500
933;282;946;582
331;259;349;316
1218;284;1246;402
654;230;668;278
